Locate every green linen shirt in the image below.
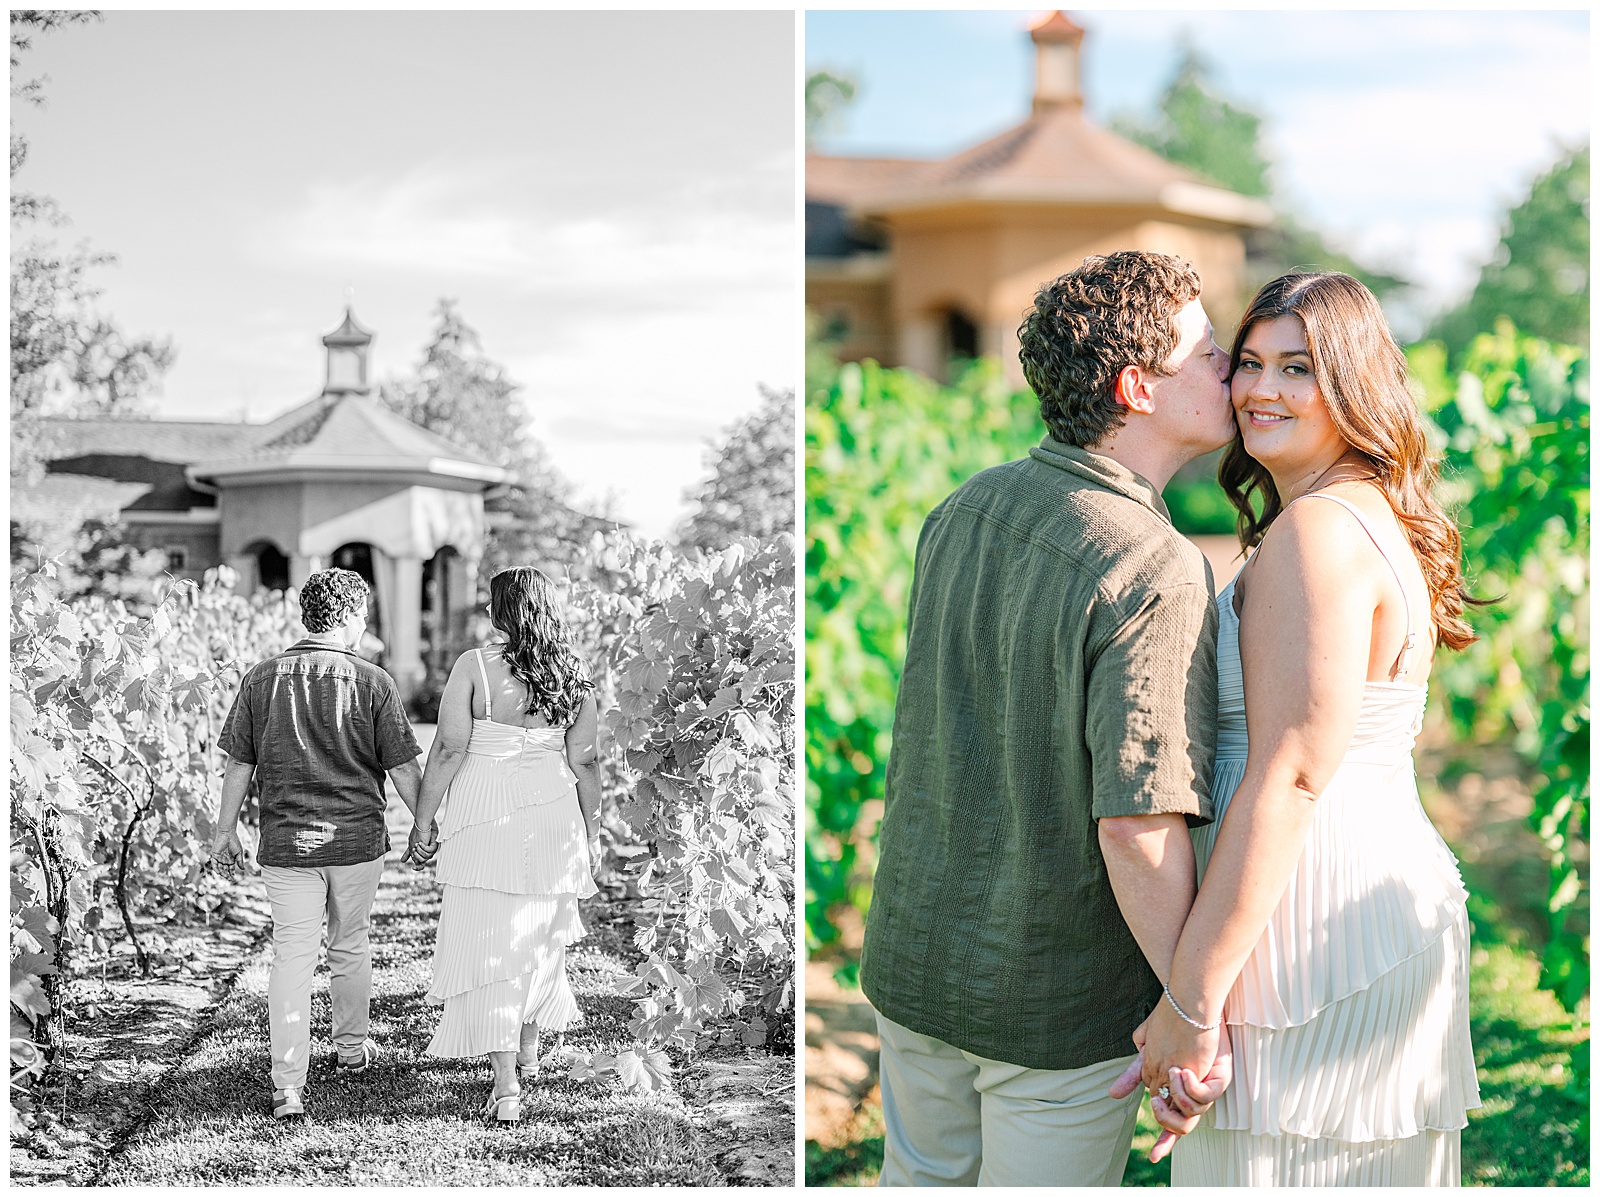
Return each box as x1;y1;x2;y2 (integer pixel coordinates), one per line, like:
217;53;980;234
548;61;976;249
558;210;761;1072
860;438;1219;1071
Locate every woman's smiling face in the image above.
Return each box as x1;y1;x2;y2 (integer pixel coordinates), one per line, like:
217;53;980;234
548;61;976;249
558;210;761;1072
1231;314;1347;467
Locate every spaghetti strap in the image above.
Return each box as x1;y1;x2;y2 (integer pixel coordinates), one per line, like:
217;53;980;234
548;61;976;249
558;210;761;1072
1298;492;1418;678
474;649;493;721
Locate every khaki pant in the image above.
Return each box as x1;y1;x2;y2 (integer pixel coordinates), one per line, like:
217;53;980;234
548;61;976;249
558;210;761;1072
875;1012;1141;1187
261;857;386;1091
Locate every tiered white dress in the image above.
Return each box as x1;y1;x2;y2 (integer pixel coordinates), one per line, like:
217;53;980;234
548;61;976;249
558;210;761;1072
1172;493;1480;1186
425;650;598;1057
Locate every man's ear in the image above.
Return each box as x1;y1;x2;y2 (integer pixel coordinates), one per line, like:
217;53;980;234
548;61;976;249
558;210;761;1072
1114;364;1156;415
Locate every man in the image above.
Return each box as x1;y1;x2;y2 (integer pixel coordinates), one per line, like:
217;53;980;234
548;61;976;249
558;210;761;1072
859;251;1236;1185
209;567;432;1120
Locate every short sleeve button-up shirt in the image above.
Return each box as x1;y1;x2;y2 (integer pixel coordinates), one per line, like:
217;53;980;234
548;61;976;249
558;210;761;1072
219;638;421;869
860;438;1219;1071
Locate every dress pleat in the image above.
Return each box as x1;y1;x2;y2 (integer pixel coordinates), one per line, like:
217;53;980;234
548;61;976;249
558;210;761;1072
1172;568;1479;1186
425;715;597;1059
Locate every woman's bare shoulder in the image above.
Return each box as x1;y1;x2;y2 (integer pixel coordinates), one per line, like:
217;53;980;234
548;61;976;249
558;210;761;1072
1248;493;1383;602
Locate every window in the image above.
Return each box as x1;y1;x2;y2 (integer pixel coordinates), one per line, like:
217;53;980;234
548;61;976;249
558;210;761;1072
166;547;188;570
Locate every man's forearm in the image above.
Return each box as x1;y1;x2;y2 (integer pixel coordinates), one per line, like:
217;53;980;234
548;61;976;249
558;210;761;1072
1098;812;1198;984
216;758;255;832
388;756;424;816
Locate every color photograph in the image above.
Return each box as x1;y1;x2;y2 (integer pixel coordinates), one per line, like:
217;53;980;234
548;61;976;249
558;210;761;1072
805;8;1587;1187
11;9;795;1186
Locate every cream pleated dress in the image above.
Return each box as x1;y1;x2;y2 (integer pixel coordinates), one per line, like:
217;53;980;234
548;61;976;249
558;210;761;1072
425;649;598;1057
1172;493;1480;1186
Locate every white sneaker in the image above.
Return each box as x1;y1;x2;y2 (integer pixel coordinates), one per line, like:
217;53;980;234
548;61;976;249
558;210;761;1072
271;1087;306;1119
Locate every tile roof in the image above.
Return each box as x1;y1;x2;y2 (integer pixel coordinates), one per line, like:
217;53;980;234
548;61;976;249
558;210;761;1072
189;394;505;484
809;101;1271;228
246;395;501;467
35;417;263;463
804;155;928;206
322;307;374;346
11;472;154;529
39;394;505;486
897;103;1202;204
1029;10;1084;42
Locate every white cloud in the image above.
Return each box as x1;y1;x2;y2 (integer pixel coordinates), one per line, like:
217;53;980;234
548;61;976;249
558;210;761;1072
256;159;794;313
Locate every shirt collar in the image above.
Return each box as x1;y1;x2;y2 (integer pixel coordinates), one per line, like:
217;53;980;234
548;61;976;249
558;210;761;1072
1028;437;1172;522
290;634;357;655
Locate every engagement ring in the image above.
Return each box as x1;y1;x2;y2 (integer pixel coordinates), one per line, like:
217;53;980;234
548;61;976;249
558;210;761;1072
1157;1085;1171;1100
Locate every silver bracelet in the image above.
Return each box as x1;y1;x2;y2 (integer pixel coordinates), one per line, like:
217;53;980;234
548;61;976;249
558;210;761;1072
1162;983;1222;1031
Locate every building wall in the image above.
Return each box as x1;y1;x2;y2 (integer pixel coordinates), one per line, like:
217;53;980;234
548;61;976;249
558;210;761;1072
842;206;1251;386
884;216;1001;379
806;272;895;365
218;480;411;559
120;521;223;583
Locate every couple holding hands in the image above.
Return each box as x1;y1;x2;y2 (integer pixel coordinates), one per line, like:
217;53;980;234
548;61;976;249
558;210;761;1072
862;253;1480;1186
209;565;601;1124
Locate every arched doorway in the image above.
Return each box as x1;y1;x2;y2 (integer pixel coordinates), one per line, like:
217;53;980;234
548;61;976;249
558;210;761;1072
238;539;290;594
422;545;463;676
945;306;979;363
331;542;383;663
330;542;376;586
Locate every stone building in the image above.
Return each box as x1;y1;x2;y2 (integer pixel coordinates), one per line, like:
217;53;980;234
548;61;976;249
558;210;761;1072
24;308;507;701
806;10;1273;383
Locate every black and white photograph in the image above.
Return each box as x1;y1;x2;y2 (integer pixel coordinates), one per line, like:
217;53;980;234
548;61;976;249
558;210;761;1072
11;9;796;1186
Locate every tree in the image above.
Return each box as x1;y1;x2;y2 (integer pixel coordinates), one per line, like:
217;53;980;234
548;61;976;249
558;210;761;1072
376;298;612;575
10;9;99;224
1113;39;1409;301
805;70;857;148
1427;144;1590;358
1111;40;1271;200
677;385;795;552
10;11;174;486
376;299;533;474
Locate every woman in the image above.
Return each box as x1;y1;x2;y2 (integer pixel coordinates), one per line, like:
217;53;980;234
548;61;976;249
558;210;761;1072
1138;273;1481;1183
406;567;602;1122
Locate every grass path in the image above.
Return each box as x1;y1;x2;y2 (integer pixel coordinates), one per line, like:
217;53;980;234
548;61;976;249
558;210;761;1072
16;727;793;1187
96;866;740;1186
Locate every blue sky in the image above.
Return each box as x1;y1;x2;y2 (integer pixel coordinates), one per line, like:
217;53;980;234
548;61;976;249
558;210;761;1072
807;8;1589;339
12;11;796;538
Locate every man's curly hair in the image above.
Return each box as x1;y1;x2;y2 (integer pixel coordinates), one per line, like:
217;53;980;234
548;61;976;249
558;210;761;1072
1017;251;1202;448
299;568;370;635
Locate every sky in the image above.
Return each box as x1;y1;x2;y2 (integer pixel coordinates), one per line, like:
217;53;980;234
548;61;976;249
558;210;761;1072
12;10;796;539
806;8;1589;341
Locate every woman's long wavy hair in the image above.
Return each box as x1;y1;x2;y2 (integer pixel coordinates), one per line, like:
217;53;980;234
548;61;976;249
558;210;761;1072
1220;272;1480;650
487;567;593;725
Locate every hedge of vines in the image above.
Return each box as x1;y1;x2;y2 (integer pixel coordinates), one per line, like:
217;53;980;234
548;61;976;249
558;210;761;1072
11;531;795;1116
805;331;1590;1036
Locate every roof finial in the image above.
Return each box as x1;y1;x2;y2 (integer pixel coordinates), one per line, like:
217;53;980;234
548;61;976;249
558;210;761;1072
344;283;355;310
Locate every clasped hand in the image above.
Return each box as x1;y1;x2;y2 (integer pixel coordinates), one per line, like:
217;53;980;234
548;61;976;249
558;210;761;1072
1108;1003;1233;1163
401;821;440;868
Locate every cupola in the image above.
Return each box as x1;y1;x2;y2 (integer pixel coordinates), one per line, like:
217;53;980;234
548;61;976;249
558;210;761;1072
321;307;374;395
1030;10;1086;113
